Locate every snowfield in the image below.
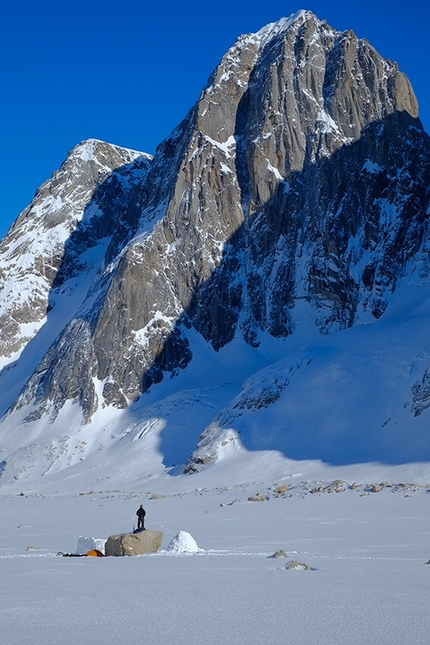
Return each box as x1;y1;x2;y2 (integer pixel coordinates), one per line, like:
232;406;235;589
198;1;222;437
1;468;429;645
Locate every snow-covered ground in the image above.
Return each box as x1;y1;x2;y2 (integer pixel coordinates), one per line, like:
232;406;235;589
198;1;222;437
1;281;429;644
1;462;428;645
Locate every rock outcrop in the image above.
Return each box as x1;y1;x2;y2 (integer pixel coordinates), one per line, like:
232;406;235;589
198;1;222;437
105;530;163;556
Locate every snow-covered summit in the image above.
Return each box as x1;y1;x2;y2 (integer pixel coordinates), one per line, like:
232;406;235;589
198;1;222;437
66;138;152;166
256;9;316;40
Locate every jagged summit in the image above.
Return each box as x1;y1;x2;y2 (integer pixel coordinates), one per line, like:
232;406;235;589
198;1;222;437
256;9;315;39
0;13;429;486
66;138;153;169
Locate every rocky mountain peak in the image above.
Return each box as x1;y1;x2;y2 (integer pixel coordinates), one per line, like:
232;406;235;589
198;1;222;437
0;138;151;403
0;12;430;483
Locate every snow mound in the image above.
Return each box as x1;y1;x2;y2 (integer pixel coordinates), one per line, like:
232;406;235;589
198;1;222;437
165;531;200;553
76;536;107;555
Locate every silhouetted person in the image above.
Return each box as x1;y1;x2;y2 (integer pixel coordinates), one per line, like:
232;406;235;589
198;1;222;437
136;504;146;530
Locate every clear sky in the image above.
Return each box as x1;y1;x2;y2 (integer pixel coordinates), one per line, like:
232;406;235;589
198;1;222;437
1;0;429;239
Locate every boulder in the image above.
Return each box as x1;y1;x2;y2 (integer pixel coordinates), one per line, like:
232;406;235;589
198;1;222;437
105;530;163;556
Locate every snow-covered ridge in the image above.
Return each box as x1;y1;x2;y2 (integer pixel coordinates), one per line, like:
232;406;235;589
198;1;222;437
256;9;316;42
0;138;152;414
71;138;152;164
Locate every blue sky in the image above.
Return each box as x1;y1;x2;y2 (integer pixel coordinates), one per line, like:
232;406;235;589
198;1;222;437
1;0;429;239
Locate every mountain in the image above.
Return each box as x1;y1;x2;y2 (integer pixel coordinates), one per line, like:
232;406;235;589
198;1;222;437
1;10;430;488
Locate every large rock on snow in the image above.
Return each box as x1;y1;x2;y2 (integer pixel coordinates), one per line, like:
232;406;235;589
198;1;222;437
105;530;163;556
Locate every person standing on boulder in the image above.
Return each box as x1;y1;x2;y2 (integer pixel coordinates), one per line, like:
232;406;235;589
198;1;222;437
136;505;146;530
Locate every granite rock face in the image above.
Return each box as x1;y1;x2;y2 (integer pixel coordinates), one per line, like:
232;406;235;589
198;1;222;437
1;11;430;470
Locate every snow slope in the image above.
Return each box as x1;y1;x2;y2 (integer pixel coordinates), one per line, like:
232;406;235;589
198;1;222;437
2;271;430;489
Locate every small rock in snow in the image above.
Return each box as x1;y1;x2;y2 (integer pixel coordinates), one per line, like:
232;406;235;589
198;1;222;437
248;493;267;502
285;560;310;570
270;549;288;559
